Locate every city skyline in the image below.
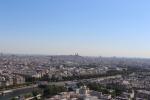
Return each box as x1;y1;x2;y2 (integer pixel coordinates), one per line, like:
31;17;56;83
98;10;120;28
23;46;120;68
1;0;150;58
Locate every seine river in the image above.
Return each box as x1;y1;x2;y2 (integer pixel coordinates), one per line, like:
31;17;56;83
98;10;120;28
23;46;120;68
0;87;36;100
0;75;121;100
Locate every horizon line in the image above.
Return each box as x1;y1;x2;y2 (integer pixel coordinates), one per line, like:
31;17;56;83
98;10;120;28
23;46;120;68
0;52;150;59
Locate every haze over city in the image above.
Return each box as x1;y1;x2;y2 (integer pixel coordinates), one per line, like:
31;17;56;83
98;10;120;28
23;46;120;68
0;0;150;58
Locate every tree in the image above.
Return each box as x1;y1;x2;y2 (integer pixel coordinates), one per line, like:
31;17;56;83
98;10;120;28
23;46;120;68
43;85;67;98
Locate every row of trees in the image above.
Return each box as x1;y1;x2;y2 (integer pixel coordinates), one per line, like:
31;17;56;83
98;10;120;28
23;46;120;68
87;82;126;97
26;70;126;82
53;70;127;81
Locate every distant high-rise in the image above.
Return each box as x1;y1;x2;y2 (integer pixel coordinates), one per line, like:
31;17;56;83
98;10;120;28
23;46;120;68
75;53;79;56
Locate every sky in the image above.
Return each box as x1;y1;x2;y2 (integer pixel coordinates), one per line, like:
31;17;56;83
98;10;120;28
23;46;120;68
0;0;150;58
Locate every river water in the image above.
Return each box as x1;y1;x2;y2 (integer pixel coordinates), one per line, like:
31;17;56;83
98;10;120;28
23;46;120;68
0;87;36;100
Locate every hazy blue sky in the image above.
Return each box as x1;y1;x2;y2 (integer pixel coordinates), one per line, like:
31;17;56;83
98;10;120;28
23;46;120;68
0;0;150;57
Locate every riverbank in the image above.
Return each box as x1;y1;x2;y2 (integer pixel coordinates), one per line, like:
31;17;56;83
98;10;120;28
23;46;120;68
0;84;37;95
